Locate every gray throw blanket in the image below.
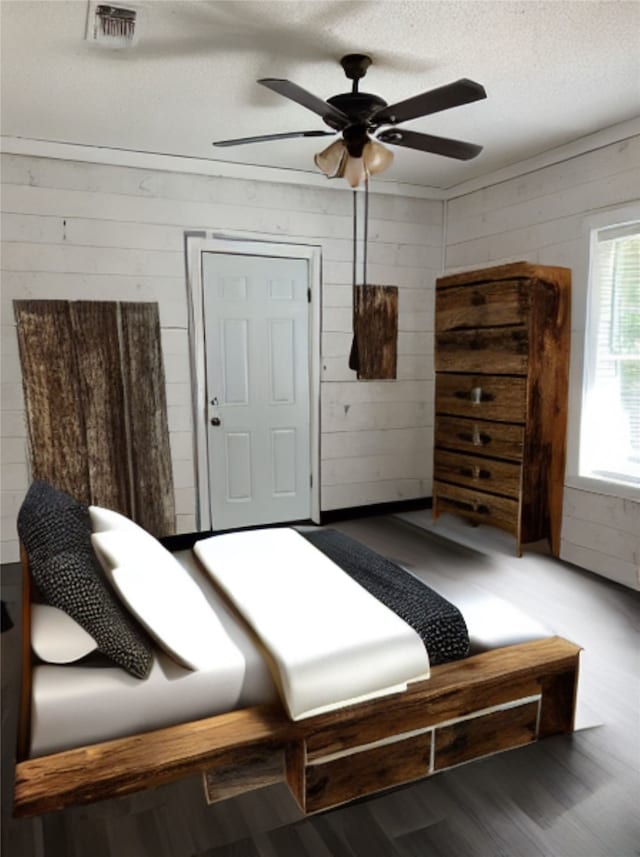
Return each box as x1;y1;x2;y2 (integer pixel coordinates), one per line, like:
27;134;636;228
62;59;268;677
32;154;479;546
302;529;469;665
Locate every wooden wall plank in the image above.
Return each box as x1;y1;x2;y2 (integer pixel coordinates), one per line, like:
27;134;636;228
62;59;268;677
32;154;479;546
322;427;432;460
321;454;431;486
1;152;445;225
69;302;132;515
447;168;639;245
119;302;175;537
13;300;90;502
321;478;430;510
1;184;434;245
2;242;184;278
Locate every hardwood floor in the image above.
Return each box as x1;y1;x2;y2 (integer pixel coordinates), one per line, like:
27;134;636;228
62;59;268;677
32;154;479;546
2;513;639;857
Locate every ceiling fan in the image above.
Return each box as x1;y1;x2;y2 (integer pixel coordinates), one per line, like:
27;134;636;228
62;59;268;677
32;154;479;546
213;54;487;187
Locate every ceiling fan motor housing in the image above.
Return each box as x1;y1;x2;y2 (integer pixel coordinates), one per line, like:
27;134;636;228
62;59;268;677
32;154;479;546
340;54;373;80
327;92;388;122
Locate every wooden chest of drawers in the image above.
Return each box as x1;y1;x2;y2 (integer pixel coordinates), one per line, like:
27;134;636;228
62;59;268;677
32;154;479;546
433;262;571;556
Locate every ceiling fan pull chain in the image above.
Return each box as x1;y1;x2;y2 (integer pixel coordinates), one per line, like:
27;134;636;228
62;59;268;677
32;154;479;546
363;175;369;288
348;189;360;372
352;188;358;307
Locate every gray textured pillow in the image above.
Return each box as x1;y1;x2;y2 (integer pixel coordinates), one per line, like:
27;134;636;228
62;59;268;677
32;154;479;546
17;480;153;679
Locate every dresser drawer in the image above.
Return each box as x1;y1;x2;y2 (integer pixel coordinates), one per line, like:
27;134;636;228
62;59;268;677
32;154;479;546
434;450;522;498
435;374;527;422
435;416;524;461
436;279;531;332
436;326;528;374
434;481;520;534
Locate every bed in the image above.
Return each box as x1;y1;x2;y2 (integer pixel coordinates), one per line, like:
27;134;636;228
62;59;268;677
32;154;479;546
12;483;581;818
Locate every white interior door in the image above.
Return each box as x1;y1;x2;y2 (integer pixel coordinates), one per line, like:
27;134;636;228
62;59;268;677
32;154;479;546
202;252;311;530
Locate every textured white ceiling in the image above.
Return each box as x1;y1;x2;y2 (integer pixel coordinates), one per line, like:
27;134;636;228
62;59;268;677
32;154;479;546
1;0;639;189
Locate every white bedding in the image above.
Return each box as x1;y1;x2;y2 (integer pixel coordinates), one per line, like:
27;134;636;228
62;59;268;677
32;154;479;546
29;530;552;757
194;528;431;720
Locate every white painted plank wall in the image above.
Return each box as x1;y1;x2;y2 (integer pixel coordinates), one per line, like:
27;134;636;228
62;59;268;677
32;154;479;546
445;135;640;589
0;154;440;562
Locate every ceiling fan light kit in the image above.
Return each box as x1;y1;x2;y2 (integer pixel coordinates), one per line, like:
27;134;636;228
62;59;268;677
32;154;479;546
314;138;393;187
314;139;347;179
213;53;487;187
363;140;394;175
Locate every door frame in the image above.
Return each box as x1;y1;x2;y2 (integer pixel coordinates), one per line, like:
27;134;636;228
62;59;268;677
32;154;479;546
186;234;322;530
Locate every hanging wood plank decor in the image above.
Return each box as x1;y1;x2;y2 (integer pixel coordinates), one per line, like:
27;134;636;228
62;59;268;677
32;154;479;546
14;300;175;538
353;285;398;380
119;302;175;537
14;301;91;504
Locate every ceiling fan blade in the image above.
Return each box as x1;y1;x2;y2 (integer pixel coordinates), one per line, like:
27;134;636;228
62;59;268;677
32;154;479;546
377;128;483;160
213;130;336;147
372;78;486;126
258;79;350;129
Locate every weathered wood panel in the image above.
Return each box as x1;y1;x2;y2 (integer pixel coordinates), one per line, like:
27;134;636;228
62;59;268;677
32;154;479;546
538;668;579;737
14;298;174;534
13;637;580;817
303;678;539;761
119;302;175;537
434;700;539;770
14;705;292;817
203;748;284;804
303;731;432;814
69;302;131;514
13;300;90;502
352;285;398;380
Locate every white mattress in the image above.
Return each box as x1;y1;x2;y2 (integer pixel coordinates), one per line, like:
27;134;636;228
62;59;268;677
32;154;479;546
29;550;277;757
29;537;552;758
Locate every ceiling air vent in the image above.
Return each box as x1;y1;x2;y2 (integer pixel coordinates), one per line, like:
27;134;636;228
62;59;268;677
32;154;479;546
87;3;139;49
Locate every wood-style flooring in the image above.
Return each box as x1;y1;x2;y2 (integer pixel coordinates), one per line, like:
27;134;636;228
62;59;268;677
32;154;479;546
2;513;639;857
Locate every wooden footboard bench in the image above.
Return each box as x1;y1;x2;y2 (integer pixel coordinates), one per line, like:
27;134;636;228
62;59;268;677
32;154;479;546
14;634;580;817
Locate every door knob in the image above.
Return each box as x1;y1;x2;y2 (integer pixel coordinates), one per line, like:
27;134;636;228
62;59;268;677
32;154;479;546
210;417;221;426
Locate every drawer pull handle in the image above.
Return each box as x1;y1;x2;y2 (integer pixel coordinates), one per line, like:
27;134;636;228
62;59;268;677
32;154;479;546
454;387;495;404
460;466;491;480
470;291;486;306
457;429;492;446
447;497;491;515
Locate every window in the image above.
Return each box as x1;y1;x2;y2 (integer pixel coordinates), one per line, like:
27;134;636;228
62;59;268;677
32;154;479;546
580;222;640;486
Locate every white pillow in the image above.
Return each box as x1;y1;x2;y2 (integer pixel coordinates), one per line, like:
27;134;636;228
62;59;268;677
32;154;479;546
91;528;170;574
90;505;152;535
89;505;238;672
108;557;238;671
31;604;98;664
90;505;175;575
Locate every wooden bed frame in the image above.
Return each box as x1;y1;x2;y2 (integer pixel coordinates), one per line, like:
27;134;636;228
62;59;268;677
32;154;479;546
13;550;581;818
